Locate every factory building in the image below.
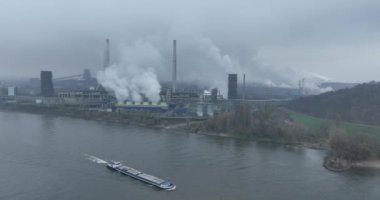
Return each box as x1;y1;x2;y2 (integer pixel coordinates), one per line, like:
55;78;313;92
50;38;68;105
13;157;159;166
40;71;54;97
57;88;113;108
7;86;18;96
228;74;237;99
114;101;169;113
211;88;218;103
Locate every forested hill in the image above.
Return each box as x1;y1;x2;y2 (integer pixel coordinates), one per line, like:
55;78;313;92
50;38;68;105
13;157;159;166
288;82;380;126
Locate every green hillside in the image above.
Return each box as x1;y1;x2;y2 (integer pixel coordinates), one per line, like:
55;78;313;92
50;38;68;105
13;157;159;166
289;111;380;139
288;82;380;126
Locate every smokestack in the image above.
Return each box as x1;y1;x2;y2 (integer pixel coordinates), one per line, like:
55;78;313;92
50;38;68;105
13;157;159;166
172;40;177;93
103;38;110;69
298;78;305;96
243;73;246;100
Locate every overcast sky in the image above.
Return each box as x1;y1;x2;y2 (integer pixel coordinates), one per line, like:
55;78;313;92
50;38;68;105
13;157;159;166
0;0;379;84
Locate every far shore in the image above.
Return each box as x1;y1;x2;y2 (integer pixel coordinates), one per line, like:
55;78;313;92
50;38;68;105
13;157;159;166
0;103;200;128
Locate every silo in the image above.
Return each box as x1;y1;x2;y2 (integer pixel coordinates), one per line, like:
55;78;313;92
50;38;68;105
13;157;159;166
228;74;237;99
40;71;54;97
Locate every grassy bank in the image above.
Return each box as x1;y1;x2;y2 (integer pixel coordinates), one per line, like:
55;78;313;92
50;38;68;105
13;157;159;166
289;111;380;139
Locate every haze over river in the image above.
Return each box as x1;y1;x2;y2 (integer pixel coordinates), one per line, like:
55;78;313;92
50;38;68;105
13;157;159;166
1;111;380;199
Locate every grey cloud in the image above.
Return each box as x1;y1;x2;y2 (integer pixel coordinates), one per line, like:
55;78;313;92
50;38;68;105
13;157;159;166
0;0;379;84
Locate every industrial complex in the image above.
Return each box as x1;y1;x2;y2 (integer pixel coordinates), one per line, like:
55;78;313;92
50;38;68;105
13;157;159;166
0;39;295;119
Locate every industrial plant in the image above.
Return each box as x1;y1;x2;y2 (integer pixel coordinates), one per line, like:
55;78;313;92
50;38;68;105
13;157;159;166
0;39;297;119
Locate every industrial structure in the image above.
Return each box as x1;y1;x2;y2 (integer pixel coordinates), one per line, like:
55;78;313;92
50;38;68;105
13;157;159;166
211;88;218;103
114;101;169;113
53;69;98;90
0;39;297;120
172;40;177;93
104;39;110;69
40;71;54;97
228;74;238;99
243;74;246;100
57;87;113;108
7;86;17;96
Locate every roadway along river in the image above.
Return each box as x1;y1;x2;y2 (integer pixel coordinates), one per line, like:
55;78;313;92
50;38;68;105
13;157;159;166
1;111;380;199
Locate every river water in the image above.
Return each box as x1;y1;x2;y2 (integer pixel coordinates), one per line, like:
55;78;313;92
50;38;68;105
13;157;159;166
0;111;380;200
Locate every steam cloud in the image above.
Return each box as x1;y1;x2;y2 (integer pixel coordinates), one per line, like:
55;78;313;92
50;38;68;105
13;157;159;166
170;36;332;95
97;40;162;102
98;35;332;100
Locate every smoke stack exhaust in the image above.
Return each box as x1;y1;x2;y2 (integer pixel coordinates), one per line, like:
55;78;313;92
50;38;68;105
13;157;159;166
172;40;177;93
104;38;110;69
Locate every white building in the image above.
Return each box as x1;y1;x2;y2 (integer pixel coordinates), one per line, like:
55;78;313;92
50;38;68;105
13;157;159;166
7;86;17;96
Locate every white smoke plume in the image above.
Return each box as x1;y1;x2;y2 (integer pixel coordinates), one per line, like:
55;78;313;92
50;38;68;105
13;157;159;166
98;35;332;99
262;70;333;94
97;40;162;102
303;81;333;95
177;36;333;95
298;72;334;94
170;37;240;95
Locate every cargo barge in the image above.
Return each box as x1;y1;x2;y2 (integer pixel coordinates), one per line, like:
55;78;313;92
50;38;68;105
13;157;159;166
107;161;176;190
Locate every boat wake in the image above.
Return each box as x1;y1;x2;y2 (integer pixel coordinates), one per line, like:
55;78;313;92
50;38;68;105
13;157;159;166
83;154;107;164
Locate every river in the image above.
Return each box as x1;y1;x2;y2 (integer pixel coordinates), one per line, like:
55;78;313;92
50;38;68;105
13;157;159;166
0;111;379;200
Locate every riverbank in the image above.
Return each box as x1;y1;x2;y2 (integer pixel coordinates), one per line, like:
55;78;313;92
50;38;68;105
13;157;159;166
166;121;329;152
353;160;380;169
323;156;352;172
323;155;380;172
0;103;200;128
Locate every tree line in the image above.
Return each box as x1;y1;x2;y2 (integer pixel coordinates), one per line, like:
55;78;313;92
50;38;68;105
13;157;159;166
207;103;380;161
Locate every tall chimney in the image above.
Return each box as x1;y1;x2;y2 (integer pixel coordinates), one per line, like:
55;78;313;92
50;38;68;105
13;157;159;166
103;38;110;69
243;73;246;100
172;40;177;93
